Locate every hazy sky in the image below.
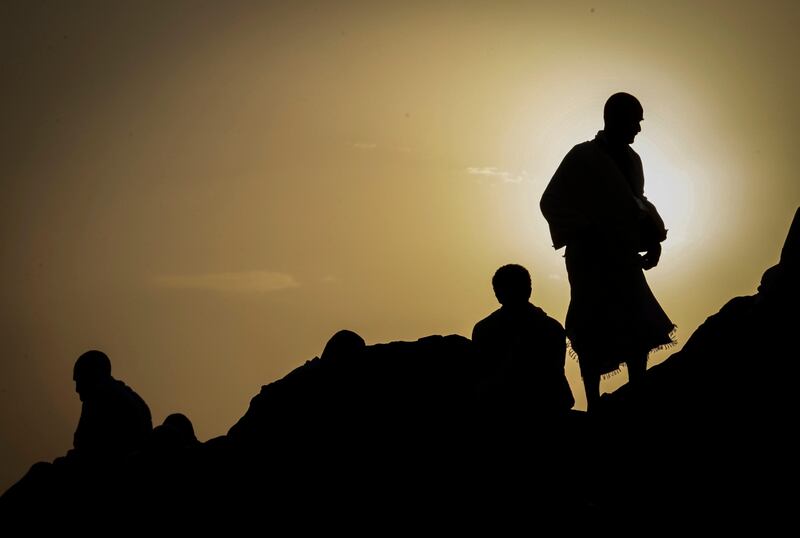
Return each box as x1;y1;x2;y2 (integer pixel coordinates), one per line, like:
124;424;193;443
2;1;798;492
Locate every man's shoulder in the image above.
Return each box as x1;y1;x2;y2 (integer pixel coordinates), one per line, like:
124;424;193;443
526;304;566;334
572;139;595;150
108;379;150;413
559;139;605;167
542;313;567;336
626;144;643;163
474;308;504;327
472;308;504;338
568;139;600;154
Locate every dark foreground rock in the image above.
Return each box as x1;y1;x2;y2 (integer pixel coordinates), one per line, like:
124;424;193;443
2;208;797;529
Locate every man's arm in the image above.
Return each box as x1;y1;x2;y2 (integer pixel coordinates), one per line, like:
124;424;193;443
640;241;661;270
540;146;593;249
637;196;666;269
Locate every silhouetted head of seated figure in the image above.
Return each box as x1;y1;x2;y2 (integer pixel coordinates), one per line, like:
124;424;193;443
321;329;366;360
73;350;112;402
150;412;198;450
604;92;644;145
492;264;532;308
162;413;195;439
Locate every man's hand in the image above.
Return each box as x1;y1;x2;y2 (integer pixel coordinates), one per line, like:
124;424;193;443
640;242;662;270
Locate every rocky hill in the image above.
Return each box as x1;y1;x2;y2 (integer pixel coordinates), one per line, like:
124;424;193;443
2;208;797;529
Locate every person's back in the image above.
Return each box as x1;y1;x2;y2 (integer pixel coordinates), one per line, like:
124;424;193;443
472;265;574;415
71;350;152;463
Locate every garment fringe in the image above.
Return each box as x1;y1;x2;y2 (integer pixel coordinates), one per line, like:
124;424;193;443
566;325;678;379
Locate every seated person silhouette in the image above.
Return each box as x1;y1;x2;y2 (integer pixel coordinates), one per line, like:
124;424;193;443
138;412;200;489
67;350;152;464
148;413;199;452
1;350;152;508
472;264;574;415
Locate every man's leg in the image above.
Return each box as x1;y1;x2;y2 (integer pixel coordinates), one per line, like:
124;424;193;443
626;352;648;385
579;357;601;413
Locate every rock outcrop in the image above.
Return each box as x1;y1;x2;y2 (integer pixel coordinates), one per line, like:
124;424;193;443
2;208;797;529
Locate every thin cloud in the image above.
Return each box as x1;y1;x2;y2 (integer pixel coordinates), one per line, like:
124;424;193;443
154;271;299;293
353;142;377;150
466;166;528;184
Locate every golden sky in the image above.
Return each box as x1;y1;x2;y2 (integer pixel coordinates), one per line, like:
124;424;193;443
1;1;798;491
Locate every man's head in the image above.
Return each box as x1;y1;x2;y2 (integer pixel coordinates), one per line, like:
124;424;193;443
73;350;112;401
321;329;366;361
161;413;198;444
492;264;532;307
604;92;643;145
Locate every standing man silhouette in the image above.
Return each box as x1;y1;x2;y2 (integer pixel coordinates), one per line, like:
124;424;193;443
540;92;674;411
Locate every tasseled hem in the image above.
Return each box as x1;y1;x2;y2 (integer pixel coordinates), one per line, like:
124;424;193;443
567;325;678;379
647;325;679;358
